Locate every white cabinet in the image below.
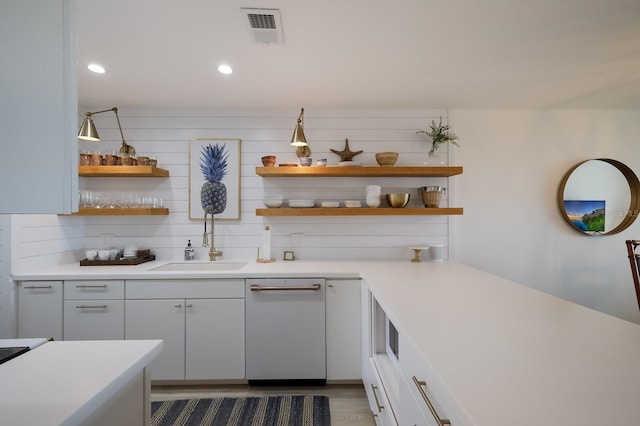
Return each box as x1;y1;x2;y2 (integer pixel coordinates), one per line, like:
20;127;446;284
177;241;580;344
326;279;362;381
185;298;245;380
63;280;125;341
399;333;466;426
17;281;63;341
0;0;77;214
362;281;466;426
362;282;397;425
125;299;185;380
125;279;245;381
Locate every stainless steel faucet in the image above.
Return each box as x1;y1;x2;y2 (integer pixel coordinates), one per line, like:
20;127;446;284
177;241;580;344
205;212;223;261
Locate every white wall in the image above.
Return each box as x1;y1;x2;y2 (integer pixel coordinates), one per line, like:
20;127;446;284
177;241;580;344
77;108;455;262
11;215;86;273
0;215;11;338
451;109;640;323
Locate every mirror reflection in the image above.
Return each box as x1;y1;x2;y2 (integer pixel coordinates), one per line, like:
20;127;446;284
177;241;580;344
558;159;640;235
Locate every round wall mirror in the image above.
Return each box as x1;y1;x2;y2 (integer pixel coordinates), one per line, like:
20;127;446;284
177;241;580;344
558;158;640;235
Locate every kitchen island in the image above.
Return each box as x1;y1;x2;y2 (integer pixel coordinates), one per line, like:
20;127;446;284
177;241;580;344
0;339;162;426
11;260;640;425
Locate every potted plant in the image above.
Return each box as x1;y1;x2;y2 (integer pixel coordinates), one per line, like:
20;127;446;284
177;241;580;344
417;117;460;156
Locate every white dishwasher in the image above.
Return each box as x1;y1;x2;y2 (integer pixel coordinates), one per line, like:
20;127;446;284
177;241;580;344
245;278;326;385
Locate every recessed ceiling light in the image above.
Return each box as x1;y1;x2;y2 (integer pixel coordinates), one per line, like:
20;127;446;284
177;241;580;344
218;64;233;75
88;63;105;74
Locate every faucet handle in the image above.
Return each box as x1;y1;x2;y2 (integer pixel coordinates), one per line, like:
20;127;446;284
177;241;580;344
209;249;223;261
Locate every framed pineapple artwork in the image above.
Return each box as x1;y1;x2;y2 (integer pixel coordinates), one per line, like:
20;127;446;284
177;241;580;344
188;138;241;220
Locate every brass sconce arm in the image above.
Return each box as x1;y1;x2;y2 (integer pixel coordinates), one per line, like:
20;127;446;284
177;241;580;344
78;107;136;155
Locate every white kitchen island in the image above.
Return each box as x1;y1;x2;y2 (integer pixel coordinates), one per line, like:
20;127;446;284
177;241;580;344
0;339;162;426
11;260;640;425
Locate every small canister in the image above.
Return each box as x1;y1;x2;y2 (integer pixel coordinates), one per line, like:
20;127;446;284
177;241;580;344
419;186;445;208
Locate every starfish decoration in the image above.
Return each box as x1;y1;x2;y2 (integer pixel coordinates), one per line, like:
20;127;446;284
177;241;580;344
330;138;363;162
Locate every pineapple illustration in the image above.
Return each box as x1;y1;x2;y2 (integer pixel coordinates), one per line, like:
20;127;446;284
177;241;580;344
200;144;229;214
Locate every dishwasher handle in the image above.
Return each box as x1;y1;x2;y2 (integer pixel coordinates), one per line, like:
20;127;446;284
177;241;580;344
250;284;322;292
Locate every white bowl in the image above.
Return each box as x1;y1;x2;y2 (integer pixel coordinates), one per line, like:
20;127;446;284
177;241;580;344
263;196;284;208
344;200;362;208
289;199;315;208
97;250;111;261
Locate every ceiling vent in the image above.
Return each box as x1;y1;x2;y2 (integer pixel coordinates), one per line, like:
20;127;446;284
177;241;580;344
241;8;284;45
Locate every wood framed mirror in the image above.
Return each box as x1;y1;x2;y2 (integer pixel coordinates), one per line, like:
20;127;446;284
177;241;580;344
558;158;640;235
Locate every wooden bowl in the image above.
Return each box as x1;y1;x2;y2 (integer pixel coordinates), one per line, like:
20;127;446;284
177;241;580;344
261;155;276;167
375;152;399;166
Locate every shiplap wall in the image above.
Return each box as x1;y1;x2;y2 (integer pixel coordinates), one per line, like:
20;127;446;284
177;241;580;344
14;108;456;268
11;215;86;272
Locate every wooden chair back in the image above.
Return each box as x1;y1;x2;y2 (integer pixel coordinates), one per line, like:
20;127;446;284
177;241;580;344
625;240;640;311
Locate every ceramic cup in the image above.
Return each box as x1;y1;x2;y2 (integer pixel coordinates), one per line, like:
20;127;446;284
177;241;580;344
428;244;444;261
97;250;111;261
109;249;118;260
85;250;98;261
366;195;381;208
299;157;312;167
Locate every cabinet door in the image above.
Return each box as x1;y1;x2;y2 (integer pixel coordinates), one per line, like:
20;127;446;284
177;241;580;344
63;300;124;340
362;284;383;422
368;358;398;426
326;279;362;380
185;298;245;380
399;334;466;426
125;299;185;380
17;281;63;341
0;0;77;214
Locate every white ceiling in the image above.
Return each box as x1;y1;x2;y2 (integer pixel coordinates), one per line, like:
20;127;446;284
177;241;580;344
77;0;640;110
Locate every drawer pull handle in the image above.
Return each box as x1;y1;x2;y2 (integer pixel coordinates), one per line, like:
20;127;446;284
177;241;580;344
75;284;108;288
186;304;193;308
412;376;451;426
75;304;108;309
250;284;321;292
174;304;182;308
24;285;52;289
370;384;384;413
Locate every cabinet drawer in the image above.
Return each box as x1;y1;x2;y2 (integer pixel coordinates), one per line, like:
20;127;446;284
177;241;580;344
399;334;470;426
63;300;125;340
17;281;63;341
64;280;124;299
126;279;244;299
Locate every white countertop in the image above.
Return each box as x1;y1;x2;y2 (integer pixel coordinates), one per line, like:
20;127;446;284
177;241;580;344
12;260;640;425
0;339;162;426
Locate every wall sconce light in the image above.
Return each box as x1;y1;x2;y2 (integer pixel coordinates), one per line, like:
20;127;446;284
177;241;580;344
290;107;310;158
77;107;136;155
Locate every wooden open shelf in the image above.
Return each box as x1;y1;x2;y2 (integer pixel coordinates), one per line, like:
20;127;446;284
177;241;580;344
70;207;169;216
79;165;169;177
256;207;463;216
256;165;462;178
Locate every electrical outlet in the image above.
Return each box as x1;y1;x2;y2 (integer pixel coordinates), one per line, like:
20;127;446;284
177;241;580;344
290;233;305;247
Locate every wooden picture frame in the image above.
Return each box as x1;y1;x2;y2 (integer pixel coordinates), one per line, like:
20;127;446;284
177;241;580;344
189;138;241;220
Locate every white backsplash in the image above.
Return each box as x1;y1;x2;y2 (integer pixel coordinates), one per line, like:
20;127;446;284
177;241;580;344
12;108;456;268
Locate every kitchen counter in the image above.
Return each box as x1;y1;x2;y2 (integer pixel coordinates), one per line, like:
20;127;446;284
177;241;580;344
12;260;640;425
0;339;162;425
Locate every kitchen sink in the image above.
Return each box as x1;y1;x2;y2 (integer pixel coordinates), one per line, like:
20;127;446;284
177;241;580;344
150;261;248;271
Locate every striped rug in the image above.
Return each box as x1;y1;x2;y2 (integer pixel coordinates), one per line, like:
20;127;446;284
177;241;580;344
151;395;331;426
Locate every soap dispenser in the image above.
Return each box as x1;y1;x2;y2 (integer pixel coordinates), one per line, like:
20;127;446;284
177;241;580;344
185;240;195;261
